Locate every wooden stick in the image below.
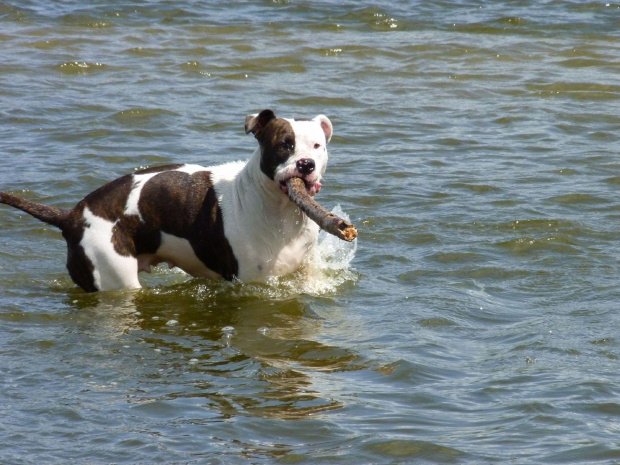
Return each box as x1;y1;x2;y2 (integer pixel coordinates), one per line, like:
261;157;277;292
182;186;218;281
286;177;358;242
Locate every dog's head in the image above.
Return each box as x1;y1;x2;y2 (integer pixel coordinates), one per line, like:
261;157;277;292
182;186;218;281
245;109;332;197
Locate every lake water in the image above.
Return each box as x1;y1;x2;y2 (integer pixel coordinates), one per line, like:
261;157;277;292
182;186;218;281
1;1;620;463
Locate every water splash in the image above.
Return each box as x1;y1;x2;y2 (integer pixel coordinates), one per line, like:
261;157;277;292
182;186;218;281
263;204;359;297
305;204;358;289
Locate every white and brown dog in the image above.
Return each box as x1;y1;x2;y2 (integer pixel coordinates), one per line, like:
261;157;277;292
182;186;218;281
0;109;333;292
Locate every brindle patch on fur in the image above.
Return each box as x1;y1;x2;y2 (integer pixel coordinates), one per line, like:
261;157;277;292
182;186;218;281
65;238;97;292
136;170;238;280
58;209;96;292
80;174;134;223
256;119;296;181
245;109;298;181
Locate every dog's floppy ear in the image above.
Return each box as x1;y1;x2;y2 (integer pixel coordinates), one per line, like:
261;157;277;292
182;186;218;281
245;109;276;135
314;115;333;144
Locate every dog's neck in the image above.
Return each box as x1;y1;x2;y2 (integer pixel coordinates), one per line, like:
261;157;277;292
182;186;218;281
206;146;318;281
236;147;297;211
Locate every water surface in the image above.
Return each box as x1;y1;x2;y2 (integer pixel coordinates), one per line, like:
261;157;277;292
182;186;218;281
1;1;620;463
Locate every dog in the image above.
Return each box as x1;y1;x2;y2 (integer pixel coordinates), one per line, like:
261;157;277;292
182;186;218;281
0;109;333;292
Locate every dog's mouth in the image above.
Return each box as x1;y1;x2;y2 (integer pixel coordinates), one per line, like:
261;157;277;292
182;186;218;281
279;176;322;197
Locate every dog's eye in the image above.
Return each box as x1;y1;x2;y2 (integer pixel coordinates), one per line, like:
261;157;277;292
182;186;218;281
278;141;294;151
314;143;321;149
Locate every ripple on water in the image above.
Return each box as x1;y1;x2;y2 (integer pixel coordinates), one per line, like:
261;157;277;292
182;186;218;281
446;182;501;194
53;61;108;74
363;438;465;461
492;218;582;232
108;108;180;125
494;236;579;256
59;13;114;28
526;82;620;100
547;193;610;206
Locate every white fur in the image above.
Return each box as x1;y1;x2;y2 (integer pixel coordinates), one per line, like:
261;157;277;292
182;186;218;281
81;207;141;291
124;172;159;220
155;233;222;279
175;163;209;175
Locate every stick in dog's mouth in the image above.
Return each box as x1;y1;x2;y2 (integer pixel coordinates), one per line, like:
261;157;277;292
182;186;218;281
286;177;358;242
279;177;321;196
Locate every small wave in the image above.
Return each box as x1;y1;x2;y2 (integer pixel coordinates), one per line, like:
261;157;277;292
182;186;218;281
363;439;464;461
447;182;501;193
527;82;620;100
59;13;113;28
54;61;108;74
493;218;579;232
109;108;179;124
547;193;610;205
495;236;578;255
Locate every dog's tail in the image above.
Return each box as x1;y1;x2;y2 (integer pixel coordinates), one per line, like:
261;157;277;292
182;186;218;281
0;192;70;229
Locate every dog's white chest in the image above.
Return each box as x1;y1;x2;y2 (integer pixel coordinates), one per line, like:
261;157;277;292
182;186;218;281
209;159;319;282
236;213;318;282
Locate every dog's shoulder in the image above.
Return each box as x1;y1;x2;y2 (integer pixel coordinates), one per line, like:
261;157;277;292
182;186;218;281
207;160;247;184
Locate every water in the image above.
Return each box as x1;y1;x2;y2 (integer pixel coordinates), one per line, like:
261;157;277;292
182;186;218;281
1;1;620;463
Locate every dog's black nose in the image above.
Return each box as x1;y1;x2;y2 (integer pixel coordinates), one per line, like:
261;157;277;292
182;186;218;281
296;158;315;175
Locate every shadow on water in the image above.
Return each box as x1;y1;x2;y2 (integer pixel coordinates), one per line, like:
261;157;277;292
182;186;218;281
62;272;363;421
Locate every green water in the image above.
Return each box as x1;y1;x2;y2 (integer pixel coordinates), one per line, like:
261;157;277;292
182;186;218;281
1;1;620;463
